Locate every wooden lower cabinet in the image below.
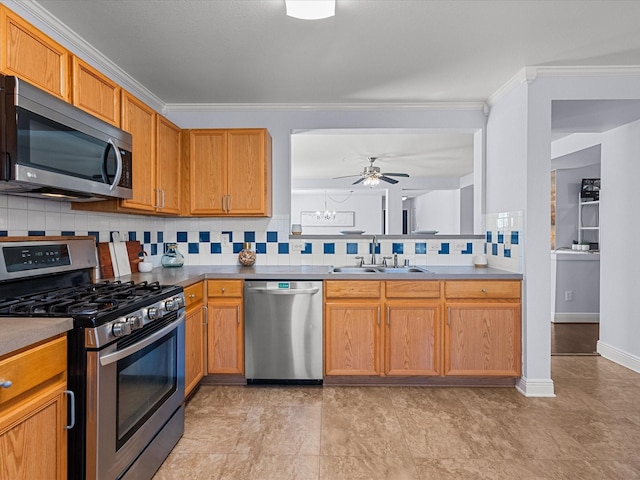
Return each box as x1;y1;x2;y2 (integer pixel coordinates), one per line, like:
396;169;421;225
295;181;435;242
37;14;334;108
444;280;522;377
324;303;381;376
444;303;521;376
325;279;521;379
324;280;441;377
0;336;68;480
206;280;244;375
184;282;205;397
384;303;440;376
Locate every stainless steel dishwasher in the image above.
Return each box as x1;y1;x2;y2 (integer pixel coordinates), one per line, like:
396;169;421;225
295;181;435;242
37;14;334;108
244;280;323;384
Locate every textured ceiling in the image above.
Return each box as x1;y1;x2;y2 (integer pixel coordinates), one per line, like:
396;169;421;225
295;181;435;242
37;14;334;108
34;0;640;105
29;0;640;187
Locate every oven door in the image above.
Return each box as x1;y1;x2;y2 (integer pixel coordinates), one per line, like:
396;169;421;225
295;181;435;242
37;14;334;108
86;312;185;480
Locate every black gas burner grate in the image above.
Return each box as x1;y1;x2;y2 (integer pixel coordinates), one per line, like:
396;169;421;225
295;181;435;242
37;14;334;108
0;280;172;322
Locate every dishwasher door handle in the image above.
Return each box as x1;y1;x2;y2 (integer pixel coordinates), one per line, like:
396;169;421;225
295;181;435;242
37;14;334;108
246;287;320;295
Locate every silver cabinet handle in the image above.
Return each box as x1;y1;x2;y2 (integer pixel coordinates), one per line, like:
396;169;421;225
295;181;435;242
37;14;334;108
154;188;160;208
0;380;12;388
377;306;380;326
481;288;487;294
189;293;196;299
64;390;75;430
237;305;240;325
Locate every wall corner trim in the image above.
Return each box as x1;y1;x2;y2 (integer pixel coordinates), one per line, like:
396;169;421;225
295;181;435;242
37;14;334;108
515;376;556;397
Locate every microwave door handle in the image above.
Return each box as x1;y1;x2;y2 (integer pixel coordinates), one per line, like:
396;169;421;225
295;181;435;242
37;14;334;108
104;138;123;191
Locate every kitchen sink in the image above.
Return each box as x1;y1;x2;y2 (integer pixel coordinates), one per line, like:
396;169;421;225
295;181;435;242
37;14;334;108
374;266;432;273
331;266;378;273
331;266;431;274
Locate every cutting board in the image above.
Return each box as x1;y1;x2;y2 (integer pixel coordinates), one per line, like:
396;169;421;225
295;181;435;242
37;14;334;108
97;241;143;278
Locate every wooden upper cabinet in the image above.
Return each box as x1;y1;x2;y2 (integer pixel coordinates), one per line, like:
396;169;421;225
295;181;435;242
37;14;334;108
156;116;181;215
121;91;156;212
226;129;272;216
0;6;70;101
185;130;227;215
72;57;121;126
184;129;272;217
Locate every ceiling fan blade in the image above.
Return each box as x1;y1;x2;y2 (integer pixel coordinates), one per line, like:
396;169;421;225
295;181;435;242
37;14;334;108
332;174;361;179
352;177;366;185
379;176;399;184
382;173;410;177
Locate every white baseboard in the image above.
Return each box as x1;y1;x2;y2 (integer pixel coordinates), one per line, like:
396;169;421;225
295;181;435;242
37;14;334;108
552;313;600;323
597;341;640;374
515;376;556;397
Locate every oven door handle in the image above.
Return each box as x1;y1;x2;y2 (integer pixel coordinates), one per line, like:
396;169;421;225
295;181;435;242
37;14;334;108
99;313;185;367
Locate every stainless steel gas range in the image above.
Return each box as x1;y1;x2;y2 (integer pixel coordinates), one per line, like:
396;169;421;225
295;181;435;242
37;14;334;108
0;237;185;480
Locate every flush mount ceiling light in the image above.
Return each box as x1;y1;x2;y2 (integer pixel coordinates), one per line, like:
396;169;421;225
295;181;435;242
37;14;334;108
285;0;335;20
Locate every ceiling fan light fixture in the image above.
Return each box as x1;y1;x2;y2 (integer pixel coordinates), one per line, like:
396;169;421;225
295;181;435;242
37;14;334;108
363;175;380;187
285;0;335;20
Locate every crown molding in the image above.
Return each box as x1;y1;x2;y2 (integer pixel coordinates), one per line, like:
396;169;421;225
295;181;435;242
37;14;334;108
164;101;486;113
487;65;640;107
14;0;165;113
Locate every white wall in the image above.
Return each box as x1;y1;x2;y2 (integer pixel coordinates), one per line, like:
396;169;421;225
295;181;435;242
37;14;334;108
485;82;555;395
516;72;640;391
599;119;640;362
290;191;383;235
413;190;460;233
554;163;601;249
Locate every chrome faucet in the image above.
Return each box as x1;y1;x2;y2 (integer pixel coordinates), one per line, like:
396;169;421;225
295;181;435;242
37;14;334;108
371;235;378;265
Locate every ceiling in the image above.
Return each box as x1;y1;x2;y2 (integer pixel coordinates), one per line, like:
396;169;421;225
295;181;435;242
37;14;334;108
30;0;640;184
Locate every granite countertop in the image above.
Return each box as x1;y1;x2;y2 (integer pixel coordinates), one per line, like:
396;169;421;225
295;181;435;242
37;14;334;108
1;264;521;358
0;317;73;357
116;264;522;287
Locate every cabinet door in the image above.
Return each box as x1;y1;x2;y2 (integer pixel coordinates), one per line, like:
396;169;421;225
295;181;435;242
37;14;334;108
445;303;521;377
384;303;440;376
184;305;205;397
207;300;243;375
156;116;181;214
325;303;381;376
188;130;227;215
121;91;156;212
226;129;271;216
0;383;67;480
72;57;120;126
0;6;70;101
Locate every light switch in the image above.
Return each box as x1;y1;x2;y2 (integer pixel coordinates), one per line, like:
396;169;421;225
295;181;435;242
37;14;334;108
428;242;440;252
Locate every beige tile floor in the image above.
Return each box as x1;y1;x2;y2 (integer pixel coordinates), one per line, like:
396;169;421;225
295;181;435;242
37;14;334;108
154;356;640;480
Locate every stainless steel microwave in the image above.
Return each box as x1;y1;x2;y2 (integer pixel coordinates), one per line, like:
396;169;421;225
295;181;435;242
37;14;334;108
0;75;133;201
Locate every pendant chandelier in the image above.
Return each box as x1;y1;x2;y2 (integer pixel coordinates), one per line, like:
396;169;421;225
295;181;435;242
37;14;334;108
315;191;336;220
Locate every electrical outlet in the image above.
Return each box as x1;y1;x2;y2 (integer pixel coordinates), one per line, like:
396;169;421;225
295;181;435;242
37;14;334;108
451;241;466;252
291;241;304;252
221;234;230;247
565;291;573;302
428;241;441;252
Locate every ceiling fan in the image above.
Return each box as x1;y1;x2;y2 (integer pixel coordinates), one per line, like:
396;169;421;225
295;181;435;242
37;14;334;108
333;157;410;186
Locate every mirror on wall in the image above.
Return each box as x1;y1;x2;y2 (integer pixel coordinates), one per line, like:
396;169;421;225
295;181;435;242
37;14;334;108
290;128;479;235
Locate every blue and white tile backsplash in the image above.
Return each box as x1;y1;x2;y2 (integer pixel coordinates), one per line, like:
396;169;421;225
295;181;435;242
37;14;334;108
484;210;523;272
0;195;502;272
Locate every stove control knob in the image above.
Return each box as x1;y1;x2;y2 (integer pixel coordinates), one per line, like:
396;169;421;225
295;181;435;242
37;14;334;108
126;315;143;330
175;296;185;308
164;299;177;311
112;320;132;337
147;307;160;320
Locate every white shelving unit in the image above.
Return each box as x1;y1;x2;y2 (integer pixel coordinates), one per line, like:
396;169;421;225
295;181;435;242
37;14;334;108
578;194;599;245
